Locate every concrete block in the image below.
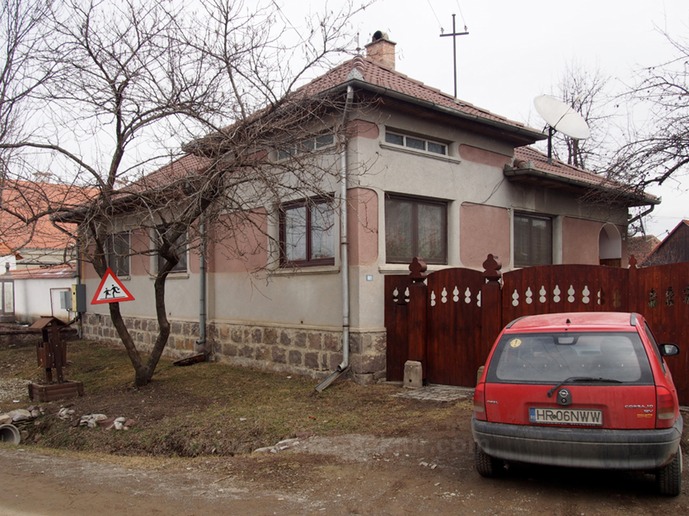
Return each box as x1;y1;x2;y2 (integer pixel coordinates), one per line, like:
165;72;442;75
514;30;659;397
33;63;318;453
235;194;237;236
403;360;423;389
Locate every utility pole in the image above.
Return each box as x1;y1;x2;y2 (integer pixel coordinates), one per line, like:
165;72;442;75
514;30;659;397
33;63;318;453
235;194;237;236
439;14;469;98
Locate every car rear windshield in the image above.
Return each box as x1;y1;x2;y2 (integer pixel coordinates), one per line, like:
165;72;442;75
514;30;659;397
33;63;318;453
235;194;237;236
487;331;653;384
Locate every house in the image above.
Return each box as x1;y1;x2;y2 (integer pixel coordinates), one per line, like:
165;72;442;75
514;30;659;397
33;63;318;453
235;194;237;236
628;233;662;265
0;179;93;322
641;220;689;266
76;32;657;383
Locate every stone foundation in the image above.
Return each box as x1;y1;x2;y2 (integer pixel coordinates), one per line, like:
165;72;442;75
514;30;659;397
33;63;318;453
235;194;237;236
81;313;387;383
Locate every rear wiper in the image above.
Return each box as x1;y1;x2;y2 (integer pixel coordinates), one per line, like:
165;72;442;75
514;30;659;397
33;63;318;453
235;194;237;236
547;376;623;397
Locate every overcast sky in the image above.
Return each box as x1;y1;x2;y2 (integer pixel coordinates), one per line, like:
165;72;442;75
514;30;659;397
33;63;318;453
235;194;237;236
284;0;689;237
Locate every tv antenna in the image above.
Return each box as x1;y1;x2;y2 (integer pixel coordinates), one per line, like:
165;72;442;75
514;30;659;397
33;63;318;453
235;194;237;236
534;94;590;164
439;14;469;98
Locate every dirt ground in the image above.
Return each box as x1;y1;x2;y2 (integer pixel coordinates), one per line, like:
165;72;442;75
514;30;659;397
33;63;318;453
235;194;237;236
2;412;689;515
2;338;689;515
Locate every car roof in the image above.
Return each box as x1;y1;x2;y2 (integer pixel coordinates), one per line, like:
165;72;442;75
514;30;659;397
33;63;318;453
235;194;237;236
506;312;638;332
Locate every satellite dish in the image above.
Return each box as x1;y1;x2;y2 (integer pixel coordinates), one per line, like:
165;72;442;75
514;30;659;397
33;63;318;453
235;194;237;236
534;95;590;139
534;94;590;163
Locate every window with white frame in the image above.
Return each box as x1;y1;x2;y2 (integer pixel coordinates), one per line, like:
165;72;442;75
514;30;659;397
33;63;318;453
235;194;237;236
385;193;448;264
106;231;130;277
384;130;448;156
276;133;335;161
280;196;335;266
154;226;188;273
514;213;552;267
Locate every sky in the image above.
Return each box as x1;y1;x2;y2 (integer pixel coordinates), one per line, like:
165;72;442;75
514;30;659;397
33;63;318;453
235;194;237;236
282;0;689;238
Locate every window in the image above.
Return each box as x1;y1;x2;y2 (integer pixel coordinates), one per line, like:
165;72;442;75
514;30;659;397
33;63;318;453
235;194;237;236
155;227;188;273
280;197;335;266
385;194;447;264
106;231;130;277
384;130;447;156
514;213;552;267
277;133;335;160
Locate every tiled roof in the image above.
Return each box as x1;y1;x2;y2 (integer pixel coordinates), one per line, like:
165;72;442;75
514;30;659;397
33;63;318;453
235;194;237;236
1;180;97;252
9;263;77;280
507;146;658;206
303;55;543;139
122;154;211;194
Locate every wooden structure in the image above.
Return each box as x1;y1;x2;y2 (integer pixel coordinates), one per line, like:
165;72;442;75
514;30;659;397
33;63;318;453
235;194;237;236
28;317;83;402
385;255;689;404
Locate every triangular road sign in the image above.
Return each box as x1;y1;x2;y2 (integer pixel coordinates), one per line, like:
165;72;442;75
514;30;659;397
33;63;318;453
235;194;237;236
91;267;135;305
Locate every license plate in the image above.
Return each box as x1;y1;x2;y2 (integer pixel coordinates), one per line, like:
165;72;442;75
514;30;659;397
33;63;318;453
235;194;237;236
529;407;603;426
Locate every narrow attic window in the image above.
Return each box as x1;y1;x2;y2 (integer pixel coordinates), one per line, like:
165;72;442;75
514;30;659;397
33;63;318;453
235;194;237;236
384;130;447;156
277;133;335;161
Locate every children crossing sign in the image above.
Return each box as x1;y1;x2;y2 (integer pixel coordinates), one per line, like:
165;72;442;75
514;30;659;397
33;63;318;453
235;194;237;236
91;268;135;304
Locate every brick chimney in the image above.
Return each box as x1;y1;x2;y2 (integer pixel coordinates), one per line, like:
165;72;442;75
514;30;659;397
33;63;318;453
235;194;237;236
365;30;396;70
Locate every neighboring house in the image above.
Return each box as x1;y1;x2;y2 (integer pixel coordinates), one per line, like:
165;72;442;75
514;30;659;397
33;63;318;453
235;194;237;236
641;220;689;266
77;33;658;383
628;233;662;265
0;179;93;322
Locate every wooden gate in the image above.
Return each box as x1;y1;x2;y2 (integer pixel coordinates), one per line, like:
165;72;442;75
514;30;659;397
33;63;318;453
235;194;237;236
384;256;689;404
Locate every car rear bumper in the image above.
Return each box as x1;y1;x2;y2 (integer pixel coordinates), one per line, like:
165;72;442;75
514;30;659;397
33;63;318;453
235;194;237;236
472;416;683;470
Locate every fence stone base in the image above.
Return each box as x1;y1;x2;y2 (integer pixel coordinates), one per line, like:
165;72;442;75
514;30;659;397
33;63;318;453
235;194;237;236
81;314;386;384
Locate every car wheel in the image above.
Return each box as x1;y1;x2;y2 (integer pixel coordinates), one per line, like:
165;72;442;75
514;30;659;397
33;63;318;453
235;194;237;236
474;442;503;477
656;447;682;497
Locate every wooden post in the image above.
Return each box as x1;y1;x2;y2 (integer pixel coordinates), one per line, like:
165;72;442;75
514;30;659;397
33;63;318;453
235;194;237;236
481;254;503;357
407;257;428;364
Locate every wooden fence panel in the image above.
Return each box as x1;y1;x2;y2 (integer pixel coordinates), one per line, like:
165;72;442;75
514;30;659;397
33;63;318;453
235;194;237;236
384;257;689;404
501;265;630;326
632;263;689;404
384;274;415;382
425;267;485;386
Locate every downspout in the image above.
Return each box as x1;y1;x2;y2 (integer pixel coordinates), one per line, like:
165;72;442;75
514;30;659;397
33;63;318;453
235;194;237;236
316;84;354;392
338;85;354;372
196;214;207;355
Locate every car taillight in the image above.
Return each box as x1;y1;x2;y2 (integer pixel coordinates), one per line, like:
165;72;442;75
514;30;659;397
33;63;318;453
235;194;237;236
473;383;487;421
656;386;678;429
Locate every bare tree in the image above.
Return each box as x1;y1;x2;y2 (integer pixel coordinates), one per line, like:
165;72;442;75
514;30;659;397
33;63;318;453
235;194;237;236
608;32;689;191
1;0;368;386
542;61;611;171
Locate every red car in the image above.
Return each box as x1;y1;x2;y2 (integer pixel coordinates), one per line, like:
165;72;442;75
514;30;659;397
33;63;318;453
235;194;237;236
472;311;683;496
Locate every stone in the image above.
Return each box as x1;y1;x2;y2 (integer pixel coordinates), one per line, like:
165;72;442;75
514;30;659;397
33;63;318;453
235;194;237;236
403;360;423;389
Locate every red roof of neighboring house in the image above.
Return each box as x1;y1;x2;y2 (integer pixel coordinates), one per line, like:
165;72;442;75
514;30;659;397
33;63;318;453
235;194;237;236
8;263;78;280
1;180;97;253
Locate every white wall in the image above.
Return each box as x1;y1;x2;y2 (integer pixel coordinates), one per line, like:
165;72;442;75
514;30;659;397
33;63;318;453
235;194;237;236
14;276;74;323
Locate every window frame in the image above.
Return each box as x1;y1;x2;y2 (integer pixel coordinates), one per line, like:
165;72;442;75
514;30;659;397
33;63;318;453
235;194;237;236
154;226;188;274
384;129;448;156
279;195;336;267
513;212;553;268
276;133;335;161
106;231;131;277
384;193;448;265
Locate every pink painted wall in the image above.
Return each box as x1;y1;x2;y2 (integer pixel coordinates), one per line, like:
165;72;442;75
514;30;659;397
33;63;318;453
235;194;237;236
460;203;510;269
458;144;511;167
347;188;378;266
562;217;602;264
209;209;268;274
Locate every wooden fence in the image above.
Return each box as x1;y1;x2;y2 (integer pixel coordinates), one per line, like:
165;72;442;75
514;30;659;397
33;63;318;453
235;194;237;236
384;255;689;404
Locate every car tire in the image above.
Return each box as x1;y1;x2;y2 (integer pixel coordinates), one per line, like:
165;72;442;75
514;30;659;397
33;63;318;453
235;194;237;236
474;443;503;477
656;446;682;497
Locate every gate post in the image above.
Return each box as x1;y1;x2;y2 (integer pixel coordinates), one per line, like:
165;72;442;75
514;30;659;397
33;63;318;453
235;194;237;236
407;257;428;364
481;254;503;359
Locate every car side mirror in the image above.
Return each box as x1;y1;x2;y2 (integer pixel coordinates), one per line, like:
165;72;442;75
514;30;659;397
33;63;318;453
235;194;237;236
659;343;680;357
